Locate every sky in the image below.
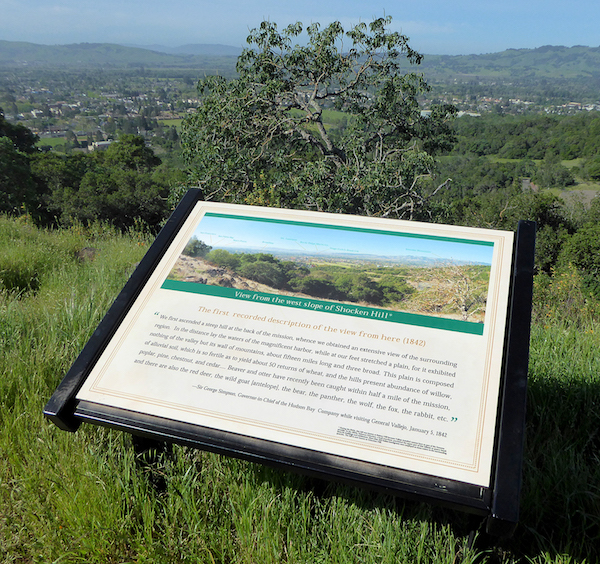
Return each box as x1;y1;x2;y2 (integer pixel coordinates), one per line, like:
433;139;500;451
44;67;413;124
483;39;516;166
192;215;494;264
1;0;599;55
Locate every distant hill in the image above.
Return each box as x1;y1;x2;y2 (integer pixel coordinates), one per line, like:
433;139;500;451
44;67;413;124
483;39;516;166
0;40;180;67
0;40;239;69
415;45;600;80
127;44;243;57
0;40;599;81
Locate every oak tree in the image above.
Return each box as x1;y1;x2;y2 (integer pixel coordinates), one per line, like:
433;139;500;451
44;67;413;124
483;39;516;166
181;17;455;219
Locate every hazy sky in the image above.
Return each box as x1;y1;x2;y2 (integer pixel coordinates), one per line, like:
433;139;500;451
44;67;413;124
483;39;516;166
192;215;494;264
1;0;598;55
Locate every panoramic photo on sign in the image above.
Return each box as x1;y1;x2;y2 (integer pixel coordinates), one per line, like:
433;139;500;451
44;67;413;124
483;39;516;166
76;202;514;486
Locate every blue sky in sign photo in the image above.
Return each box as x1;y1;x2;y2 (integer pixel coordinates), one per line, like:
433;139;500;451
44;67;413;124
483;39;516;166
1;0;598;55
192;215;495;264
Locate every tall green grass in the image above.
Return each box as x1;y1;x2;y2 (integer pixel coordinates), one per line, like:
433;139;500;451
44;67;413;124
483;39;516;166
1;216;598;563
519;322;600;560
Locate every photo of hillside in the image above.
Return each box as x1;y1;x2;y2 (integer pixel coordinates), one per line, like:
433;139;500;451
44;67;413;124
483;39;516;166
167;216;493;322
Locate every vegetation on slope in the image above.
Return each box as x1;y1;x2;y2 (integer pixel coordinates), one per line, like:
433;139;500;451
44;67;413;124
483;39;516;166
0;39;240;70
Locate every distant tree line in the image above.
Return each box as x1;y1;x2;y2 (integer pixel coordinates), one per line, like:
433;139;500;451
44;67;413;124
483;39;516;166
1;107;184;230
450;112;600;178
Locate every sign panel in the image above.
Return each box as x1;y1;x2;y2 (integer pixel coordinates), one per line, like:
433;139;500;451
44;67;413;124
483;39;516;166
74;201;514;488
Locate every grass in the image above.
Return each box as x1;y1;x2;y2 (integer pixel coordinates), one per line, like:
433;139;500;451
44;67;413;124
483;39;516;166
36;136;69;148
519;322;600;559
158;118;184;128
1;216;599;563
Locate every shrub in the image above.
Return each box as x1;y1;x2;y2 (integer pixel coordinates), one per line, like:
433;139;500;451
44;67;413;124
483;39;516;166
238;261;288;289
182;237;212;258
559;224;600;298
206;249;241;270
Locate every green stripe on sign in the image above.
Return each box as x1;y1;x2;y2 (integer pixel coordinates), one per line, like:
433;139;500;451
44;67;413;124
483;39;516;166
161;279;484;335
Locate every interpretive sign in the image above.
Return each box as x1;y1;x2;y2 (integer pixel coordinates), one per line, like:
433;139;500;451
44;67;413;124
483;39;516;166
45;190;535;535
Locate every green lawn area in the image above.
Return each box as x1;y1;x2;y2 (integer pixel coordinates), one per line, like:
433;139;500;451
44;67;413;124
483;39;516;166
158;118;184;128
36;136;68;147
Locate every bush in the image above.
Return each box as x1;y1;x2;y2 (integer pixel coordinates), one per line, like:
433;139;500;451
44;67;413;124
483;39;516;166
182;237;211;258
332;272;384;305
41;136;171;231
206;249;241;270
0;137;39;216
238;261;288;289
532;264;600;325
378;274;415;304
559;224;600;298
585;155;600;180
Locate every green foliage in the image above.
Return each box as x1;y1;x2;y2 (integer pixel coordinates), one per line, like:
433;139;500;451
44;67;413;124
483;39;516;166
1;109;179;231
432;155;533;201
206;248;242;270
532;158;575;188
443;190;575;274
584;195;600;224
497;192;575;274
42;135;171;230
30;150;92;194
238;260;289;289
558;224;600;297
0;106;38;153
585;155;600;180
0;137;39;216
103;133;162;171
288;275;344;300
532;264;600;326
182;236;212;258
378;273;415;303
451;112;600;161
182;17;456;219
325;271;384;304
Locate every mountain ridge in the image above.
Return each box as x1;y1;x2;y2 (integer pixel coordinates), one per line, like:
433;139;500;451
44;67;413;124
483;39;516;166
1;40;599;79
0;40;240;68
126;43;243;56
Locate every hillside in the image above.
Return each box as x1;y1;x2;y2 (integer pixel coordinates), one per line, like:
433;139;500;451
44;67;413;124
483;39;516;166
127;43;243;56
167;255;488;322
1;40;599;81
415;45;600;80
0;40;239;69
